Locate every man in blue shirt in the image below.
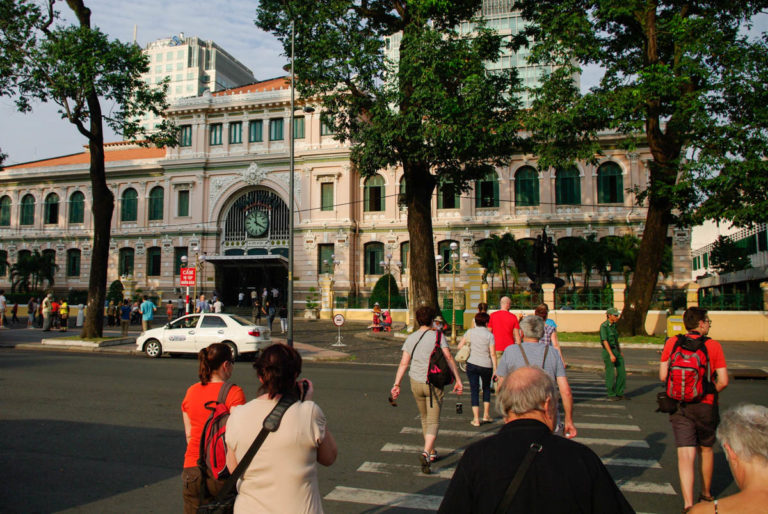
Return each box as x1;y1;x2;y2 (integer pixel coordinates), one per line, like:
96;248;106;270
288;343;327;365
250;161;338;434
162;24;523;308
139;295;156;332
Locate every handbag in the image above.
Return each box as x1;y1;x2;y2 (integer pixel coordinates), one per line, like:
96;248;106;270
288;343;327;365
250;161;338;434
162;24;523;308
493;442;542;514
455;334;471;363
655;391;678;414
197;394;298;514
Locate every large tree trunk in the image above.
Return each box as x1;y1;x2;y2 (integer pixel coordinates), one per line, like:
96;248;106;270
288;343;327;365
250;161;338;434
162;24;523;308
405;162;438;315
69;0;113;338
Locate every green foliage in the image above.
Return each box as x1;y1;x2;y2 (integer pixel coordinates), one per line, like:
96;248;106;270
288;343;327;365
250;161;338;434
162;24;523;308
709;235;752;274
107;280;124;305
473;234;529;291
306;287;319;310
9;250;57;293
370;274;405;309
514;0;768;227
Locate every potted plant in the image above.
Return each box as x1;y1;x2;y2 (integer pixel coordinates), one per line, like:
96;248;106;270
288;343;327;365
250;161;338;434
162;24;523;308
304;287;320;320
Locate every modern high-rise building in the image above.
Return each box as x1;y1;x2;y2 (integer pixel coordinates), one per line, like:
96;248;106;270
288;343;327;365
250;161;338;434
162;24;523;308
138;34;255;131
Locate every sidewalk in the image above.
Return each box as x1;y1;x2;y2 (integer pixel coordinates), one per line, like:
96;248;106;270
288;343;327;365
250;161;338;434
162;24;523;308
1;321;767;378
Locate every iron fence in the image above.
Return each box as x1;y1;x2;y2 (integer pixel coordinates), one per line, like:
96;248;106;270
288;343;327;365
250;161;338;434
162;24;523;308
555;289;614;310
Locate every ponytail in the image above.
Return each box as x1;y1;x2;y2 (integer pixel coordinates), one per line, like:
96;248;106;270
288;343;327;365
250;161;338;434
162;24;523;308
198;343;232;385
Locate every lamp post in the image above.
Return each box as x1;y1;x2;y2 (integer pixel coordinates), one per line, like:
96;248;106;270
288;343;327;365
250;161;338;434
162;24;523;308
192;253;206;311
449;242;459;345
323;254;341;314
180;255;189;314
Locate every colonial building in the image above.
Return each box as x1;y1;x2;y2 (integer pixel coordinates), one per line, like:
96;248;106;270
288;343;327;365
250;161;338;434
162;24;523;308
0;76;692;308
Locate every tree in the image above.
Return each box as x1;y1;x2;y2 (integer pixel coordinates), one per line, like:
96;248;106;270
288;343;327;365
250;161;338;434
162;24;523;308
256;1;522;311
9;250;57;292
709;235;752;274
514;0;768;334
0;0;177;337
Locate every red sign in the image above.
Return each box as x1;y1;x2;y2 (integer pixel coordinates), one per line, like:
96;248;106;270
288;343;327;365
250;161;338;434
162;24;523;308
180;267;196;286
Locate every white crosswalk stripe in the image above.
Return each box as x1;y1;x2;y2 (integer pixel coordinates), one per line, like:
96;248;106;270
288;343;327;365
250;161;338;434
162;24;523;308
325;486;443;511
602;457;662;469
576;422;641;431
616;480;676;495
575;436;650;448
358;461;456;479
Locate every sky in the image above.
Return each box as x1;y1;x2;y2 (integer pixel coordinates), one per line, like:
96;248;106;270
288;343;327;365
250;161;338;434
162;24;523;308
1;2;765;168
0;0;287;165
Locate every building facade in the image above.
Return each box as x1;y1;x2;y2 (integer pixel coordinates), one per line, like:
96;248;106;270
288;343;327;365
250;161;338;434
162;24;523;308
0;76;693;308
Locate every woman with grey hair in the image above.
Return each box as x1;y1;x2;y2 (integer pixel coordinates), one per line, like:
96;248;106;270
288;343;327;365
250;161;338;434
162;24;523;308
690;404;768;514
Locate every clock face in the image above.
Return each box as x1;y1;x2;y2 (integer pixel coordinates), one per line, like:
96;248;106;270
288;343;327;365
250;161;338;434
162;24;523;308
245;211;269;237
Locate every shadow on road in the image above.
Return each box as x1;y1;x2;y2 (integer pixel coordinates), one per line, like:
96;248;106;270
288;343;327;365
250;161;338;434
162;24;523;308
0;419;184;512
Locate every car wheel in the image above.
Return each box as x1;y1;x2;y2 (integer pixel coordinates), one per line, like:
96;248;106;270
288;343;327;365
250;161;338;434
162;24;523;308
224;341;238;360
144;339;162;358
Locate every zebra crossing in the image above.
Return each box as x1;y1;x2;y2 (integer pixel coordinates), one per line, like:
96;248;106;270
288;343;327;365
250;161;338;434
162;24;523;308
324;372;677;512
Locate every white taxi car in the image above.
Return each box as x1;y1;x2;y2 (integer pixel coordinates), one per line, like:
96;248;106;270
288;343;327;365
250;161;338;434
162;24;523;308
136;313;272;359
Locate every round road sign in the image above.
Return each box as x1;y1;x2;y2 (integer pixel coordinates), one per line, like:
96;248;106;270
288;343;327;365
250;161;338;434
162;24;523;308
333;314;345;327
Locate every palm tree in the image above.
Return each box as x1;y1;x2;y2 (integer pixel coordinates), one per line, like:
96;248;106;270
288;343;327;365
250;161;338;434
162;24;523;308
10;251;57;293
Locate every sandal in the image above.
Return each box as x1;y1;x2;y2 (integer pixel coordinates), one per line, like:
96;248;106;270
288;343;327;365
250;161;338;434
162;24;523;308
429;450;438;463
419;451;431;474
470;420;481;427
482;418;493;424
697;494;714;502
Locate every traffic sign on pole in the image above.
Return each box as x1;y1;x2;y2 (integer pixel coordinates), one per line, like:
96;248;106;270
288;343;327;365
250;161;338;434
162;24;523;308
180;267;196;286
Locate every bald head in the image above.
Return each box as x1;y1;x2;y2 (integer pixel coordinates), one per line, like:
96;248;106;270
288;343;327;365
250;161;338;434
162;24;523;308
500;296;511;310
496;367;556;423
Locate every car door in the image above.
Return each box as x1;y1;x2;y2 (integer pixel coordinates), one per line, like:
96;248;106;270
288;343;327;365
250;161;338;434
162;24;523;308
163;315;201;353
195;314;230;351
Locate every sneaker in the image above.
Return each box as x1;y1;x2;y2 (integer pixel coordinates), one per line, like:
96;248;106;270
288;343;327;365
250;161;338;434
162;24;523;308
419;451;431;474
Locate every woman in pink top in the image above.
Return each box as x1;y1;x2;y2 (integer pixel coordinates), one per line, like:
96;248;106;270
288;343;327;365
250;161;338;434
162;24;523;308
181;343;245;514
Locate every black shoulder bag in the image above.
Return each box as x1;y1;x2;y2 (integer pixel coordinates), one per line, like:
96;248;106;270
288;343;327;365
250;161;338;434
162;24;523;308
493;442;543;514
197;394;298;514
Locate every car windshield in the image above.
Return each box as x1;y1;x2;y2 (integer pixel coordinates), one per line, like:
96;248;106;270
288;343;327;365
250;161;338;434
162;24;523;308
169;315;199;329
229;314;255;326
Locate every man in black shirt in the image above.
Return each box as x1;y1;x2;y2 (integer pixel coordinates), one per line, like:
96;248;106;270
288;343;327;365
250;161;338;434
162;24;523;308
439;366;634;513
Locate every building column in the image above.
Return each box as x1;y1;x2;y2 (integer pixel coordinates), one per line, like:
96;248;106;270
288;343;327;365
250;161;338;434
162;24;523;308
542;283;556;310
611;282;626;312
463;262;486;327
686;283;700;309
761;282;768;312
319;275;333;319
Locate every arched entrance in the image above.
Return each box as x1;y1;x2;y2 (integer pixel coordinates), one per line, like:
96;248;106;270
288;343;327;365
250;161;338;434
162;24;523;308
209;188;290;306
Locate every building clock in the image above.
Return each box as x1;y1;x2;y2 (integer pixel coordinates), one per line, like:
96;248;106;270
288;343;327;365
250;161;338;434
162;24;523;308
245;210;269;237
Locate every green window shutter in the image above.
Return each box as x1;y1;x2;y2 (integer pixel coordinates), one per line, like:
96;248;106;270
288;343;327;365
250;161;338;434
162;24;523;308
209;123;222;145
147;247;161;276
178;190;189;217
556;167;581;205
229;122;242;144
0;250;7;276
317;244;335;274
293;117;305;139
0;196;11;226
321;183;334;211
365;175;385;212
44;194;59;224
248;120;263;142
69;192;85;223
67;250;80;276
365;244;384;274
174;247;188;275
148;187;164;221
400;242;410;270
492;177;499;207
270;118;284;140
121;189;138;222
179;125;192;146
20;195;35;225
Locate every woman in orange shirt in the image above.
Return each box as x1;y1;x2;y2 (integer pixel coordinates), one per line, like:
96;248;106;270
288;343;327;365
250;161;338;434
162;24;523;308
181;343;245;514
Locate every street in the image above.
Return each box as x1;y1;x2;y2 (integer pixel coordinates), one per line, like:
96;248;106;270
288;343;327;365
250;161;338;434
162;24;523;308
0;349;765;513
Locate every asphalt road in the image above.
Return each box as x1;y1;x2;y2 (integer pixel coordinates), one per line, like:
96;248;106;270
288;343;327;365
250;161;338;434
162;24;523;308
1;349;766;513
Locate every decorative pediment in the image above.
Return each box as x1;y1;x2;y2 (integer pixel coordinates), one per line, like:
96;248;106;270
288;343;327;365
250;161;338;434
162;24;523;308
243;162;268;186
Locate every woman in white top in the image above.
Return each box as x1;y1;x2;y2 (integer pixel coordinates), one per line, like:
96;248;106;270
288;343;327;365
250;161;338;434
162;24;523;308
226;344;337;513
457;312;497;426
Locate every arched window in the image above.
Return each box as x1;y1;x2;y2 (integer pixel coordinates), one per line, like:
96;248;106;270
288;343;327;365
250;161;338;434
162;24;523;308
148;186;164;221
364;175;385;212
66;249;81;277
44;193;59;224
0;250;7;276
514;166;539;206
475;171;499;208
69;191;85;224
597;161;624;203
437;240;460;273
121;189;138;222
364;242;384;274
146;246;161;276
42;249;56;279
119;248;135;276
398;176;406;207
0;195;11;226
555;166;581;205
437;179;460;209
20;194;35;225
400;241;410;271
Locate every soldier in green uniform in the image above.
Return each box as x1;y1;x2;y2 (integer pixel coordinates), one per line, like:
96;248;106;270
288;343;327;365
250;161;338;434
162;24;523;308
600;307;627;400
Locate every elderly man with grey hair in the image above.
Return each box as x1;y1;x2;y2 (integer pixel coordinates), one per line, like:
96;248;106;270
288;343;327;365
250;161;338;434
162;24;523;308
439;367;632;513
495;315;577;438
690;404;768;514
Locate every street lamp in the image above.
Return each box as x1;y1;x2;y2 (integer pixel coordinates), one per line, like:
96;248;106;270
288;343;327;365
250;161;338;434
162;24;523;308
180;255;189;314
323;254;341;313
449;242;459;345
192;253;206;310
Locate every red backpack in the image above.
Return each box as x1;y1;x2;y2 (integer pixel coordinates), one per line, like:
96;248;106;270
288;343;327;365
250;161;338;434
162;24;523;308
198;382;234;480
666;335;711;403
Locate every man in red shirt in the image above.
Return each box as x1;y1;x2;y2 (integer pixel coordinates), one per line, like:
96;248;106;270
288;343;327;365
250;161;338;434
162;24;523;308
659;307;728;512
487;296;521;360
